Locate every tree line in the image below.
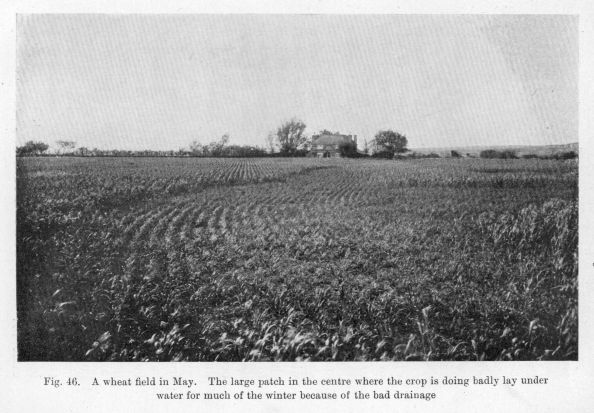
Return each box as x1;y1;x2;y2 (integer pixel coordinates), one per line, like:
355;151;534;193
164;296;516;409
16;118;410;158
16;138;268;158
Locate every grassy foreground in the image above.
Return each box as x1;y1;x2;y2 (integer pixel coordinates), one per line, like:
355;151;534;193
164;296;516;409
17;157;578;361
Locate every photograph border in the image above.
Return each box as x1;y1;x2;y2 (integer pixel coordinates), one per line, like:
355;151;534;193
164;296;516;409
2;1;593;412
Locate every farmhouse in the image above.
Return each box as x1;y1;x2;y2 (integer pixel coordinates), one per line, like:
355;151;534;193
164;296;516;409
310;133;358;158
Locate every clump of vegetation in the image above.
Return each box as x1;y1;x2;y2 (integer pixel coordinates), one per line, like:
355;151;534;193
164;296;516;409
338;141;358;158
17;157;577;360
522;151;577;160
541;151;578;160
476;199;577;359
17;141;49;156
402;152;440;159
480;149;518;159
275;118;308;156
373;130;408;158
371;151;395;159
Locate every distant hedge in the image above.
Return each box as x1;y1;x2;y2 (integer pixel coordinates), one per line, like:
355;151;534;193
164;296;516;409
547;151;578;160
521;151;578;160
372;151;395;159
480;149;518;159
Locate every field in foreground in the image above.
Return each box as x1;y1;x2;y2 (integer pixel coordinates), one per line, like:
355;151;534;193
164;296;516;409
17;157;578;361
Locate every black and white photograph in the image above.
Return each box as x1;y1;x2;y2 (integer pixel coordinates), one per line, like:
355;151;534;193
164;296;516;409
14;14;579;363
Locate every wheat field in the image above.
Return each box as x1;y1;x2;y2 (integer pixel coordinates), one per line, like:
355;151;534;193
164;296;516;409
16;157;577;361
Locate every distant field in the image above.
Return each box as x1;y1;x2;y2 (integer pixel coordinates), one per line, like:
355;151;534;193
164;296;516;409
16;157;578;361
411;142;578;157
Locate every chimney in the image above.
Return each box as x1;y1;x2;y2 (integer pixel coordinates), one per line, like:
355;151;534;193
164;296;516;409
353;135;358;147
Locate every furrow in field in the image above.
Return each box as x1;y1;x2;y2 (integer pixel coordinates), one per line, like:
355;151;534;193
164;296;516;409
132;205;178;244
192;210;208;238
179;205;206;243
339;181;356;205
149;205;184;247
250;203;267;230
218;206;230;233
326;181;350;206
164;203;196;247
240;201;260;231
229;202;252;232
121;208;158;243
207;205;224;232
260;204;280;229
121;203;184;280
346;186;360;205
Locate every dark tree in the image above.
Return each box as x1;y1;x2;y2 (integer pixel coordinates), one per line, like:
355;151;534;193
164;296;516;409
17;141;49;156
556;151;578;160
373;130;408;157
276;118;307;155
338;141;358;157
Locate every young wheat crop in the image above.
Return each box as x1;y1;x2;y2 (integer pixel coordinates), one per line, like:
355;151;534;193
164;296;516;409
16;157;578;361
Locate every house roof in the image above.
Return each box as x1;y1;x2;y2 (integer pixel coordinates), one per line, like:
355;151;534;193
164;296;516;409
312;134;353;145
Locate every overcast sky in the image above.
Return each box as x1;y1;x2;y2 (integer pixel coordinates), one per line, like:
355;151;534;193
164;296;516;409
17;14;577;150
